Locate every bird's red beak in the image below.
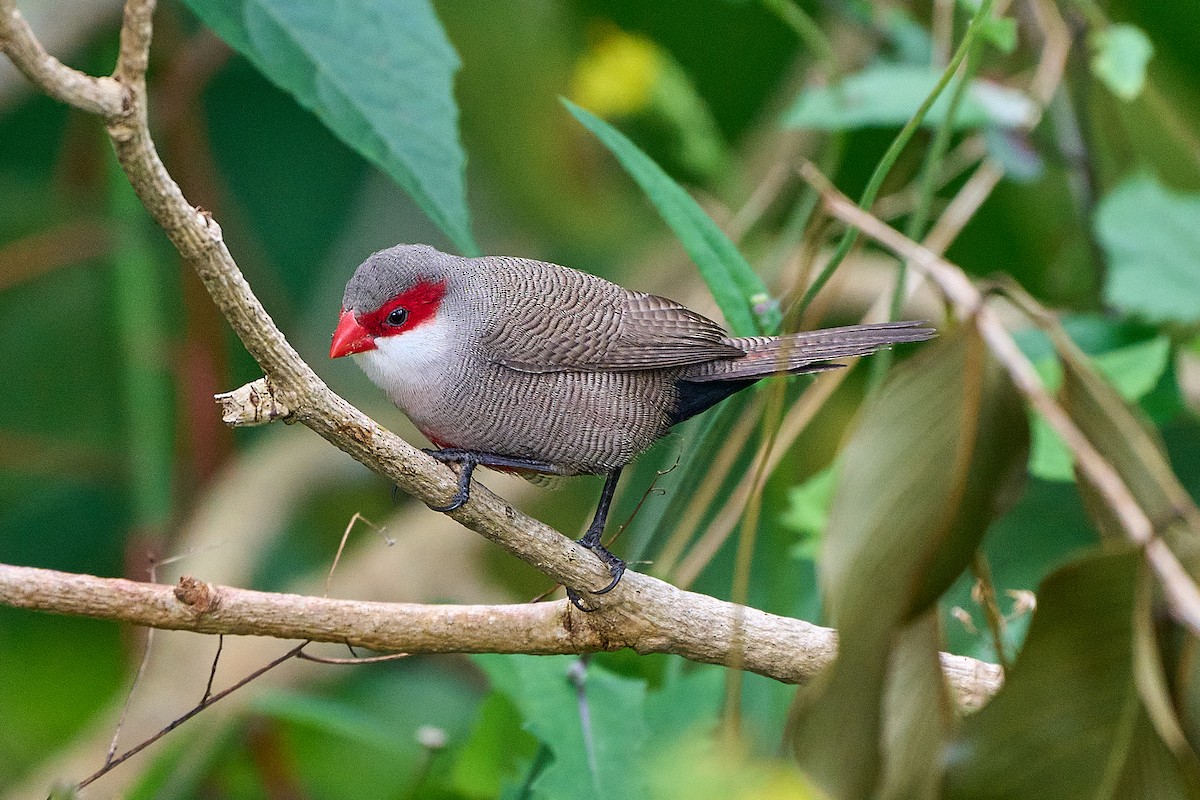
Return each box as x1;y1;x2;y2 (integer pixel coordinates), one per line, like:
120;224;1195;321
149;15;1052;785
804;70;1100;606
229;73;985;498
330;309;376;358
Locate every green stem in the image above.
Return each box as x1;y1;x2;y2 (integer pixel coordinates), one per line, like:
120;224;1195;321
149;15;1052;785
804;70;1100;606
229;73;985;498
761;0;839;77
900;54;978;300
792;0;997;320
868;19;986;391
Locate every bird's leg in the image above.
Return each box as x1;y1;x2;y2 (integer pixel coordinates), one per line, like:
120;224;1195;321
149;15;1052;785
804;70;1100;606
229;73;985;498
424;453;478;512
566;467;626;612
425;451;626;610
422;448;558;512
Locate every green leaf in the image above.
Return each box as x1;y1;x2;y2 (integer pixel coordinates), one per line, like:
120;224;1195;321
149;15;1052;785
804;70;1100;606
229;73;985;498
1089;24;1154;101
1029;336;1171;482
646;736;822;800
824;328;1028;624
1132;579;1200;790
644;663;723;739
1110;714;1200;799
182;0;478;255
789;327;1029;797
879;8;934;65
564;99;775;336
252;690;409;753
451;692;538;799
943;549;1145;799
781;464;838;559
1095;175;1200;323
783;65;1035;132
877;612;954;800
475;655;648;800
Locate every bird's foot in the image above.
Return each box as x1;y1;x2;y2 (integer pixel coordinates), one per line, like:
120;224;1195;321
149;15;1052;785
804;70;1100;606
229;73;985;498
565;527;626;612
421;449;560;512
423;449;478;512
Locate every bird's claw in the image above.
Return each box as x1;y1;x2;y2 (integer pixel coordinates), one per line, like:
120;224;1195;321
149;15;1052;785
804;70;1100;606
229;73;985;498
427;492;468;513
592;559;626;595
423;449;477;513
565;586;595;612
565;536;626;612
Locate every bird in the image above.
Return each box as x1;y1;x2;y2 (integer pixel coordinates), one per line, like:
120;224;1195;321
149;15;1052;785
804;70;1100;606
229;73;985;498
330;243;934;608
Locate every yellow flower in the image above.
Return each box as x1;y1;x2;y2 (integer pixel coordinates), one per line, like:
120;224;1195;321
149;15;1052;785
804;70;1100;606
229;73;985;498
570;25;663;117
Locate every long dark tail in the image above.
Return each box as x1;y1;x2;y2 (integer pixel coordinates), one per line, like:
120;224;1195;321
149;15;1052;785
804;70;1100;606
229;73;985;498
666;320;935;426
681;320;936;382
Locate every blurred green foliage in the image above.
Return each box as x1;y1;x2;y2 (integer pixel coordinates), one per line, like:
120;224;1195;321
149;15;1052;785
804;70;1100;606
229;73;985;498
3;0;1200;797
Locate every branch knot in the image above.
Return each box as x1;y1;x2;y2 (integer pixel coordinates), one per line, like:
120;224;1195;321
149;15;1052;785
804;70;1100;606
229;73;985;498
174;576;220;614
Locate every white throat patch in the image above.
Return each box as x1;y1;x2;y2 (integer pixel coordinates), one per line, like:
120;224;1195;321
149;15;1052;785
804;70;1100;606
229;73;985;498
352;314;460;409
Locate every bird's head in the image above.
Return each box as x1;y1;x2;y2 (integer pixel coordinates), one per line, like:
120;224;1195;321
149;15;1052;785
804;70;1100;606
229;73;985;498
330;244;458;359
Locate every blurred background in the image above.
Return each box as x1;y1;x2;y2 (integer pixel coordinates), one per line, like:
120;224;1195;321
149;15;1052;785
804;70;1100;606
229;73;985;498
2;0;1200;796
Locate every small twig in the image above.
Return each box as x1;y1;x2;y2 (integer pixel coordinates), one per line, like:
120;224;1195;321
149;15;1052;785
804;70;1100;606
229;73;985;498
324;512;391;598
656;406;762;579
215;378;292;427
1026;0;1072;110
531;457;678;603
932;0;955;66
296;649;411;666
870;136;988;221
609;453;680;546
923;159;1005;253
970;552;1012;673
794;0;999;317
0;0;125;115
202;634;223;704
103;557;162;767
78;643;306;789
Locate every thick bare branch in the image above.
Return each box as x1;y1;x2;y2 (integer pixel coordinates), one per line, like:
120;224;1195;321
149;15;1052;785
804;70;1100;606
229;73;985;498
0;563;1003;710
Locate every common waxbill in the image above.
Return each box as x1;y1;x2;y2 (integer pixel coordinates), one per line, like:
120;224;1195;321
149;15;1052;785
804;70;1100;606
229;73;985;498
331;244;934;607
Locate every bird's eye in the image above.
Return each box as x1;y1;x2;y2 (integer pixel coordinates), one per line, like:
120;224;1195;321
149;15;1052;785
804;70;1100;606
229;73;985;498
386;307;409;327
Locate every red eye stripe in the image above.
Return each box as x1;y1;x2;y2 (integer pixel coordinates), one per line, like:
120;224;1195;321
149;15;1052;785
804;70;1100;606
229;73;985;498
359;280;447;337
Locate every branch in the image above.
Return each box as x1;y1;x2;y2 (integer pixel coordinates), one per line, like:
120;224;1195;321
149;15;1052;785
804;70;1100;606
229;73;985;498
0;563;1003;710
800;162;1200;636
0;0;1004;713
2;0;616;599
0;1;124;115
